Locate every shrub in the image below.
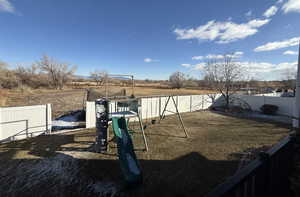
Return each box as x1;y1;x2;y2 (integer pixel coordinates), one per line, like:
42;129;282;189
0;70;19;89
260;104;278;115
169;71;186;89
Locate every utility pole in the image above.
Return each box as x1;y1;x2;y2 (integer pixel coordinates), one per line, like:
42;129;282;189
294;42;300;130
131;75;135;97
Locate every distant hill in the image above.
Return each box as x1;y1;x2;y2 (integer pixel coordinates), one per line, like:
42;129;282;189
73;75;130;80
74;75;92;80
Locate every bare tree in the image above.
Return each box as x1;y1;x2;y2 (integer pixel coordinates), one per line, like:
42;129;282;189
0;61;7;70
90;70;108;86
0;61;7;88
203;54;244;109
281;68;297;93
169;71;186;89
0;62;19;89
15;64;38;86
37;55;76;89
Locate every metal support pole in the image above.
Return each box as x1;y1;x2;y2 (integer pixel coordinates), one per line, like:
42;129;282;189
131;75;135;96
105;77;108;99
159;96;171;123
171;96;189;138
137;111;148;151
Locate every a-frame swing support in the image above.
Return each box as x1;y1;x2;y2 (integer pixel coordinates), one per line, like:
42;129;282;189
159;95;189;138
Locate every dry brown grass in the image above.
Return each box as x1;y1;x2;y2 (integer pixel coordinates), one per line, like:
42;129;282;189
0;89;8;106
4;86;215;118
0;111;290;197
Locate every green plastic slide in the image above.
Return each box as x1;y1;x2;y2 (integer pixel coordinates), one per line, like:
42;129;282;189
111;117;143;187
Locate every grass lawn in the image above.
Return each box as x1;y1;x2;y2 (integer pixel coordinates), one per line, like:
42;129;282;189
0;111;290;197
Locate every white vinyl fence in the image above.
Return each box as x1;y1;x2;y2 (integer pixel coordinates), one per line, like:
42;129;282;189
222;95;295;116
0;104;52;142
86;95;218;128
86;94;297;128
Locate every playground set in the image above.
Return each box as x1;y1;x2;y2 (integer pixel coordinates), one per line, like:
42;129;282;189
94;74;189;188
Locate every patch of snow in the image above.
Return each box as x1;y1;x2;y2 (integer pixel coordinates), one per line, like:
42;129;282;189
52;111;83;131
52;120;80;127
1;153;118;196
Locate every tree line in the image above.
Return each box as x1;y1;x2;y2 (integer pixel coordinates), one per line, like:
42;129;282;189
0;55;76;90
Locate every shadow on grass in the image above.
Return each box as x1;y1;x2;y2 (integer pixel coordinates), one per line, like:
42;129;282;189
0;133;239;197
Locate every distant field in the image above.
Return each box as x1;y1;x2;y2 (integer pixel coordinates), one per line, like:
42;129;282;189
3;86;215;118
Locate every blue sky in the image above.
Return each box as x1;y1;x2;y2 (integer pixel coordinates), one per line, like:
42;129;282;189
0;0;299;80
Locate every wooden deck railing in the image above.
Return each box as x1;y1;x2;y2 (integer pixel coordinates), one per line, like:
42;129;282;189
206;135;295;197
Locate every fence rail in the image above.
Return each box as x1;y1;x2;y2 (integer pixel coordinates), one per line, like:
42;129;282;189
206;135;295;197
0;104;52;142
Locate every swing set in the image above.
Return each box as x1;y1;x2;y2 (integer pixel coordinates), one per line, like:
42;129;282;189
94;74;189;152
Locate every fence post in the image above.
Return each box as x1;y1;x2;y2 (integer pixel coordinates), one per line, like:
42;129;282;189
26;120;29;138
159;97;161;118
46;104;49;134
190;95;192;112
202;95;204;110
176;96;179;111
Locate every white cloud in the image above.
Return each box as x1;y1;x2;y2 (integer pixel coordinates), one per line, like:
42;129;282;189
241;61;297;80
245;10;252;17
192;51;243;60
234;51;244;56
263;6;278;17
174;19;270;44
193;63;206;70
0;0;15;13
206;54;225;59
181;64;191;67
194;61;296;72
192;56;203;60
283;50;298;55
191;60;297;80
282;0;300;13
254;37;300;52
144;58;159;63
277;0;284;4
